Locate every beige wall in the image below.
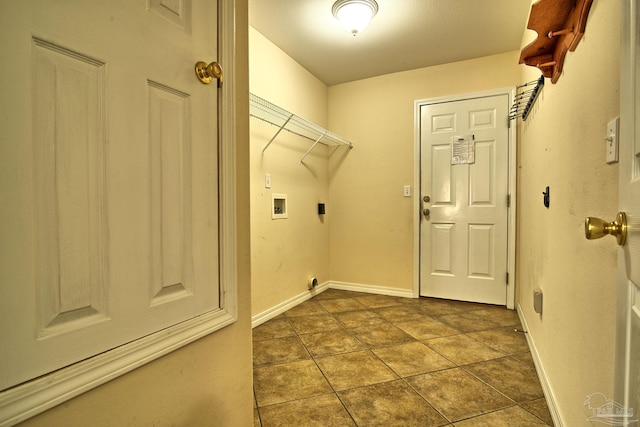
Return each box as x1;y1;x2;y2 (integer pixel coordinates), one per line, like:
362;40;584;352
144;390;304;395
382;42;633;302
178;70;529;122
248;32;522;310
249;28;337;316
516;0;620;425
327;52;521;290
18;1;254;425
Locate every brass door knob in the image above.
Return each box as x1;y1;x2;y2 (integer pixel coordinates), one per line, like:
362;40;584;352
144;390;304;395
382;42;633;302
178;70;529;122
584;212;627;246
423;208;430;217
195;61;223;87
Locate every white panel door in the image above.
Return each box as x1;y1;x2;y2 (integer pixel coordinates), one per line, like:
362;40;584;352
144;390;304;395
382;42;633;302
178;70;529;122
615;1;640;422
0;0;220;391
419;95;509;305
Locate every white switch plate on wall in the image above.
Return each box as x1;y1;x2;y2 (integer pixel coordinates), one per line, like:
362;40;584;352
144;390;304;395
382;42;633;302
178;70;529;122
403;185;411;197
265;173;271;188
606;117;619;164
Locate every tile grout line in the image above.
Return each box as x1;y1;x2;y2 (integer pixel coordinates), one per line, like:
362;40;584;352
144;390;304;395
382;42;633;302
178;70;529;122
459;357;552;425
300;294;452;425
253;291;552;426
289;312;361;426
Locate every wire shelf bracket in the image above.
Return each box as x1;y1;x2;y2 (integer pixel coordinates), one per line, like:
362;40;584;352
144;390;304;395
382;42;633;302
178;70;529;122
250;93;354;163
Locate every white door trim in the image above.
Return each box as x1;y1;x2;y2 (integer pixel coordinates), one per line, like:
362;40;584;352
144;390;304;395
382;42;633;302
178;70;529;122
0;1;238;425
616;0;637;413
412;87;517;309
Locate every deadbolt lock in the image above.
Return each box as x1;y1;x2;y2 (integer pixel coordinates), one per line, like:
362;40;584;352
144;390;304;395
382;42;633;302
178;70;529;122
423;196;430;203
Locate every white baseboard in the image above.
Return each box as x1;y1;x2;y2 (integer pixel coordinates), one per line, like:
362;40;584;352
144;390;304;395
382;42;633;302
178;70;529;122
251;281;415;328
251;281;331;328
516;303;563;427
328;281;415;299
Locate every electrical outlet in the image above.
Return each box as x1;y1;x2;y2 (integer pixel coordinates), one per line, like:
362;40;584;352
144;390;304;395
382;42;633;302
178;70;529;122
606;117;619;164
403;185;411;197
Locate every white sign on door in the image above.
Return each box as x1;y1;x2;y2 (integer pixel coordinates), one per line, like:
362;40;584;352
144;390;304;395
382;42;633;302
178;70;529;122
451;134;475;165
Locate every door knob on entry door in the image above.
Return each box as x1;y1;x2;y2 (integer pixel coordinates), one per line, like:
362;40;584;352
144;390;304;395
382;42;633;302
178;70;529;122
422;195;431;217
195;61;223;87
584;212;627;246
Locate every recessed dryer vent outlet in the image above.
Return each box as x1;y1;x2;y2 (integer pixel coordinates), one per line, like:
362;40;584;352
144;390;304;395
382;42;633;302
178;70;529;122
272;194;287;219
533;289;543;314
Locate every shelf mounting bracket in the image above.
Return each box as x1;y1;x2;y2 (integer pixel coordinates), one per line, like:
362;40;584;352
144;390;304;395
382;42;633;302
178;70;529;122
300;132;327;163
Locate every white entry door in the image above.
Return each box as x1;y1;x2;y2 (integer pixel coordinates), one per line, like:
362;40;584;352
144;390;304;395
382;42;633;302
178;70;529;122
0;0;221;393
615;0;640;421
419;94;510;305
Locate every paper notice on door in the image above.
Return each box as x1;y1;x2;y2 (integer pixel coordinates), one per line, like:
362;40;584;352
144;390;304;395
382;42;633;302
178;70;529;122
451;135;475;165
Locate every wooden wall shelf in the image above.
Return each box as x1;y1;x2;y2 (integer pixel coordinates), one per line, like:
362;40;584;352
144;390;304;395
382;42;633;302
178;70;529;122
519;0;593;83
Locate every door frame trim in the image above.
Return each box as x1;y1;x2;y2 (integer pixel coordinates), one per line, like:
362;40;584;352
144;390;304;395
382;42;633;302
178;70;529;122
412;87;517;309
615;0;634;409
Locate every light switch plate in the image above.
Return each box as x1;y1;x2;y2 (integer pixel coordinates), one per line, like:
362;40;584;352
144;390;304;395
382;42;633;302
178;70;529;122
265;173;271;188
403;185;411;197
606;117;619;164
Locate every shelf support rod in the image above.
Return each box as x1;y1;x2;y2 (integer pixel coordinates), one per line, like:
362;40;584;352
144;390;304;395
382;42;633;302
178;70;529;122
261;113;294;155
300;132;326;163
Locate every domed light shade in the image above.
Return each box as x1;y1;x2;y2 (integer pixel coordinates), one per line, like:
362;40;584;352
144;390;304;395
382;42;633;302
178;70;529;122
332;0;378;36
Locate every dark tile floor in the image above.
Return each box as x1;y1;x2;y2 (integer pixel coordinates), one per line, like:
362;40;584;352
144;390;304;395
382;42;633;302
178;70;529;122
253;289;553;426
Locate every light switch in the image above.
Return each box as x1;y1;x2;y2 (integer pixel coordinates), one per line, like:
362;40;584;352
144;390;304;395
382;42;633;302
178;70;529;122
606;117;619;164
403;185;411;197
265;173;271;188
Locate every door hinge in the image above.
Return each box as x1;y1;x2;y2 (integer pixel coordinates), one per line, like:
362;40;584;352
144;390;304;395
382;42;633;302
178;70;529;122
507;194;511;208
506;272;509;284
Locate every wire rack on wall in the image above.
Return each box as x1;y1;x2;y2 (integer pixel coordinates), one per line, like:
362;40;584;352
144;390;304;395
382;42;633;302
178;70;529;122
509;75;545;121
249;93;354;163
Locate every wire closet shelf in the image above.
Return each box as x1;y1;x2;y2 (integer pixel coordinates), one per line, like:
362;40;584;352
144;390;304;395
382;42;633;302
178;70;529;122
249;92;354;163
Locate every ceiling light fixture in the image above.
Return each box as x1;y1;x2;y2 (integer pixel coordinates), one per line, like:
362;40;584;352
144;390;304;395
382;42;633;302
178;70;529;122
332;0;378;36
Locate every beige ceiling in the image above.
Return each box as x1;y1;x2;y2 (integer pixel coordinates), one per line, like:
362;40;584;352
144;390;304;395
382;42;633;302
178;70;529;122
249;0;533;86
